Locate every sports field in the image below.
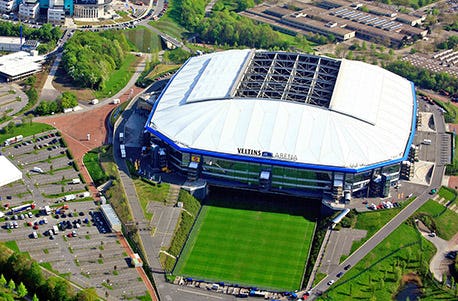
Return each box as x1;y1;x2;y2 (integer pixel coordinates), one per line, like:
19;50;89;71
174;192;317;291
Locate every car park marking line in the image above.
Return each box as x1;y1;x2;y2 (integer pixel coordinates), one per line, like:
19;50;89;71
176;288;224;299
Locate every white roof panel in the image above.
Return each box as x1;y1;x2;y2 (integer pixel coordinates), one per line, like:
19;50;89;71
0;155;22;187
148;51;415;170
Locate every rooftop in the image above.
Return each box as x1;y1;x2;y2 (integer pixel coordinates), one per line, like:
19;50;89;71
147;49;416;172
0;36;22;45
0;51;45;78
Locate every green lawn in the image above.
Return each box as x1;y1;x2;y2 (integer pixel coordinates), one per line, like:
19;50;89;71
94;54;137;99
148;15;188;40
124;26;163;53
438;186;456;202
417;200;458;240
4;240;19;253
175;196;316;291
321;224;436;301
348;202;410;253
83;151;107;186
133;179;170;221
0;123;54;144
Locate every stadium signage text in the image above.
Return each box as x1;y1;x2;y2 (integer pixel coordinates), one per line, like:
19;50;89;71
237;148;297;162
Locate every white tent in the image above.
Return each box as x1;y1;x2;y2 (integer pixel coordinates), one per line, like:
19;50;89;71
0;155;22;187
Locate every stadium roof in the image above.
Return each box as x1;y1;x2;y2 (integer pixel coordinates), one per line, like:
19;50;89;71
0;155;22;187
146;49;416;172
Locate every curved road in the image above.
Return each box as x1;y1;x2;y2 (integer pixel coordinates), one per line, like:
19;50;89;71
310;102;447;299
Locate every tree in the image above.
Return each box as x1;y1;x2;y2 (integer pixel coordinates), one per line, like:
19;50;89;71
75;288;98;301
59;92;78;109
0;274;6;286
7;279;15;291
17;282;27;297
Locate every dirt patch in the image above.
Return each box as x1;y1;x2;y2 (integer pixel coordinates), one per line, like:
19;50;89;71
52;65;95;101
401;272;423;287
447;175;458;190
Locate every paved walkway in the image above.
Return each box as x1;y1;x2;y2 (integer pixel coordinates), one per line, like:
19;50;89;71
117;233;158;301
417;221;457;282
40;50;63;101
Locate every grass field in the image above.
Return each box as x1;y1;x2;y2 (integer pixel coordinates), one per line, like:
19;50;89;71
321;223;436;301
438;186;456;202
0;123;54;144
417;200;458;240
174;191;317;291
123;26;163;53
148;15;188;40
83;151;107;186
94;54;138;99
133;179;170;221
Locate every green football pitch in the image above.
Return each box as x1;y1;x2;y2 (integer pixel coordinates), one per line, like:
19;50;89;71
174;193;317;291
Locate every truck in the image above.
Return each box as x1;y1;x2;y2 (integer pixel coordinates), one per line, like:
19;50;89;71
4;135;23;146
10;203;35;214
43;205;51;215
52;225;59;235
80;191;91;198
63;194;76;201
71;178;81;184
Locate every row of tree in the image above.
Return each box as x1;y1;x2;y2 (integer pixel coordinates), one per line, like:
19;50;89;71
0;22;61;54
0;274;34;301
171;0;294;50
384;60;458;96
437;36;458;51
35;92;78;116
61;31;130;90
0;243;98;301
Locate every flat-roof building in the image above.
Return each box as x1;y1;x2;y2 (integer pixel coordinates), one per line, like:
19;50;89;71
100;204;122;232
0;51;45;81
283;14;355;41
0;36;23;52
243;1;427;48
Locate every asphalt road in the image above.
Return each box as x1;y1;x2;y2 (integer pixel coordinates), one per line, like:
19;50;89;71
310;101;447;299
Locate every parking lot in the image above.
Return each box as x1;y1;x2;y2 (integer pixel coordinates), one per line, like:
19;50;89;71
0;130;87;209
0;129;149;300
0;83;28;117
0;201;148;300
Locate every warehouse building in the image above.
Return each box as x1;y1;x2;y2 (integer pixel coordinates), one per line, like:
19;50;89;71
145;49;416;201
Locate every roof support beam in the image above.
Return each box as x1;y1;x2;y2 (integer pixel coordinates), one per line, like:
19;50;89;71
257;53;278;98
305;57;321;105
281;54;300;101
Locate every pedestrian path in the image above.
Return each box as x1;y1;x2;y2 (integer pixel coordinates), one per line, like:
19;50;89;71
165;184;180;205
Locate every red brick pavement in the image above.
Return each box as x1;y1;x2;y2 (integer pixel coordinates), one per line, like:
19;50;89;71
38;86;144;197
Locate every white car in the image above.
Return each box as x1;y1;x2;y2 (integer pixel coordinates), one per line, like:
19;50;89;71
327;280;335;285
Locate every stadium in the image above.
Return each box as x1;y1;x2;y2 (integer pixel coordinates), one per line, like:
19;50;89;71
144;49;416;201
